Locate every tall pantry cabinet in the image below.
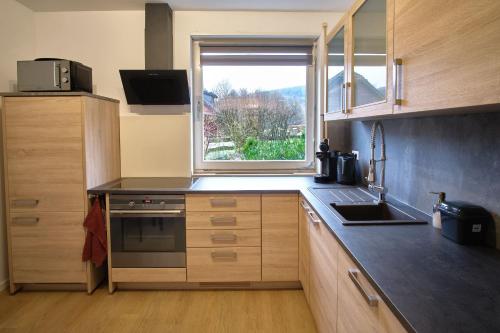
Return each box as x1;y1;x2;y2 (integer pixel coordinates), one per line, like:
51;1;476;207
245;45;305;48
0;94;121;294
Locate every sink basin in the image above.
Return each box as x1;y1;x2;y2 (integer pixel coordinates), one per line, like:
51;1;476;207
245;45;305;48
331;202;426;225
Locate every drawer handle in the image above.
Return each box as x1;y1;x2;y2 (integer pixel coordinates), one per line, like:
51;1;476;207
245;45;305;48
211;233;237;243
210;216;237;226
12;217;39;225
210;198;237;208
348;269;379;307
211;250;237;261
307;210;321;224
12;199;39;208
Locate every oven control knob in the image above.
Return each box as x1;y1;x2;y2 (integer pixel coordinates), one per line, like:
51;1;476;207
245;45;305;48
61;77;69;83
160;201;166;205
128;201;136;207
61;67;68;73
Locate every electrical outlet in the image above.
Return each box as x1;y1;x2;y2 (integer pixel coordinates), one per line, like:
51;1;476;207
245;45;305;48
352;150;360;160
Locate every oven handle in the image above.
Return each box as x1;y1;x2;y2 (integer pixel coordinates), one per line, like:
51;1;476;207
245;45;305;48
110;210;185;218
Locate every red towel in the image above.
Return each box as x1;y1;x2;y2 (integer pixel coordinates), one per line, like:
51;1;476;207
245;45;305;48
82;199;107;267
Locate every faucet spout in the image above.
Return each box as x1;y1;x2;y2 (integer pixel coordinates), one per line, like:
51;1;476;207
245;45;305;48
368;121;386;203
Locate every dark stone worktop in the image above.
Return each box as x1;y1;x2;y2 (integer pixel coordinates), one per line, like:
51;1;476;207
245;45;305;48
89;176;500;333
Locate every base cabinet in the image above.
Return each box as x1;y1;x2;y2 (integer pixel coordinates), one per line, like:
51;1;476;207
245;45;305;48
337;249;406;333
308;207;339;333
262;194;299;281
300;197;407;333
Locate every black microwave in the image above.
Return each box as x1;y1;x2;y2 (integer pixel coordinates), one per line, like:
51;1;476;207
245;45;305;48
17;58;93;93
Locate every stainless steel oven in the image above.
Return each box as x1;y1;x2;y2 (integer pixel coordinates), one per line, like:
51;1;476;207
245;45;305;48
109;194;186;268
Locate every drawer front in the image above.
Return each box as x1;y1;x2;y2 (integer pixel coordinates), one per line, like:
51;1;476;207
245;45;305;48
187;247;261;282
187;211;261;230
112;268;187;283
187;229;261;248
9;211;87;283
186;194;261;212
337;249;406;333
4;97;85;212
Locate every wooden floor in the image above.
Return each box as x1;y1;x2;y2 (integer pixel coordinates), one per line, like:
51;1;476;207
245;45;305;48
0;287;317;333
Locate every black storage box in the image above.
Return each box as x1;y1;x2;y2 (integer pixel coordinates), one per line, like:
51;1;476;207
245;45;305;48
438;201;494;245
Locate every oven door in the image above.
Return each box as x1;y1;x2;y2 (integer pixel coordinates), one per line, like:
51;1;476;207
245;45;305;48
110;210;186;268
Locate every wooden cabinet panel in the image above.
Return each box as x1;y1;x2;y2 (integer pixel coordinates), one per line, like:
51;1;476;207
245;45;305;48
10;211;86;283
187;211;261;230
298;198;310;302
337;248;406;333
186;194;261;212
112;268;186;283
187;247;261;282
309;214;339;333
3;97;85;212
394;0;500;114
262;193;299;281
187;229;261;248
83;96;121;190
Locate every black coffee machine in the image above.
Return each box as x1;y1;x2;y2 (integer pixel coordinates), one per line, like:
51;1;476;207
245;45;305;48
314;139;338;183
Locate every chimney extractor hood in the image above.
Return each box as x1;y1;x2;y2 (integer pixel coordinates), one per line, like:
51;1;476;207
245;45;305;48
120;3;190;105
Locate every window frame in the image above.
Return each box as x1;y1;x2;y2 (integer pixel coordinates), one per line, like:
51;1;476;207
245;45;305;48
191;36;318;174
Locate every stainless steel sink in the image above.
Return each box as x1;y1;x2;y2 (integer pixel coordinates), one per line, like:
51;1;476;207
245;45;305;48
308;187;427;225
331;202;426;225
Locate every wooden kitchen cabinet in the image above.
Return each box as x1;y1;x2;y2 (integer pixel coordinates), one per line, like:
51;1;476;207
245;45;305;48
324;14;350;122
308;205;339;333
298;197;310;301
337;247;406;333
325;0;395;121
347;0;395;118
393;0;500;114
186;193;262;283
1;95;121;293
262;193;299;281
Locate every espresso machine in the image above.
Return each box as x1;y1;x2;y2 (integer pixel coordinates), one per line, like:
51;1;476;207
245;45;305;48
314;139;338;183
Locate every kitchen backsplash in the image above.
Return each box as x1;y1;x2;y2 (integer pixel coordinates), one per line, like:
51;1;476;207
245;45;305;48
329;111;500;248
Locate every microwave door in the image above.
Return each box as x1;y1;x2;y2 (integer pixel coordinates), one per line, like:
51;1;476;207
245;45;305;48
17;61;61;91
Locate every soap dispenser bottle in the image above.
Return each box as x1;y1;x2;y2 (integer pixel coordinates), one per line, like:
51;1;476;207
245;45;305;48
430;192;446;229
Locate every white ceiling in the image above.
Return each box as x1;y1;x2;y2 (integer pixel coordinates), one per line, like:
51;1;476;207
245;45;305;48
16;0;353;12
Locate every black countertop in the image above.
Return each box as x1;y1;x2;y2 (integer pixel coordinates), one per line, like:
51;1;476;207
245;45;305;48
89;176;500;333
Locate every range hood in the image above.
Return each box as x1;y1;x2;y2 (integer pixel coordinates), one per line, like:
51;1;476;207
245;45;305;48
120;3;190;105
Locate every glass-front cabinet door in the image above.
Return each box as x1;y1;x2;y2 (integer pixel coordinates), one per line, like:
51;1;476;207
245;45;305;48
348;0;394;118
325;19;348;119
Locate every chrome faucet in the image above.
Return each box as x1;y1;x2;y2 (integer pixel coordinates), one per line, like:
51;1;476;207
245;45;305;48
367;121;386;203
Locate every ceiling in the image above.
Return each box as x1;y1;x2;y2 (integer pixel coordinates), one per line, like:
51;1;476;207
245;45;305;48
16;0;352;12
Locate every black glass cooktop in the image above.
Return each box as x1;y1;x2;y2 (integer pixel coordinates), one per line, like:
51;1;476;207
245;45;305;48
108;177;197;190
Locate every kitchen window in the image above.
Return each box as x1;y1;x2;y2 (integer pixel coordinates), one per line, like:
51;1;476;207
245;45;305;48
192;38;317;173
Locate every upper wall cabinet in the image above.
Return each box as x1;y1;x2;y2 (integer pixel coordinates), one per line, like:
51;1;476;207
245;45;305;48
393;0;500;114
325;15;349;121
325;0;395;121
325;0;500;121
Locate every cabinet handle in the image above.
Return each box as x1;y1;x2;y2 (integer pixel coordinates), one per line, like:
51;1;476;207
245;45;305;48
12;199;39;208
393;58;403;106
300;200;310;210
211;233;237;243
343;82;350;114
348;268;379;307
211;250;238;261
210;216;237;226
307;210;321;224
340;83;346;113
210;198;237;208
12;217;39;225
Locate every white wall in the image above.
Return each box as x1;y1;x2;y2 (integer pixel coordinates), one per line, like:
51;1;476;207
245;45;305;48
0;0;36;290
34;10;342;177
